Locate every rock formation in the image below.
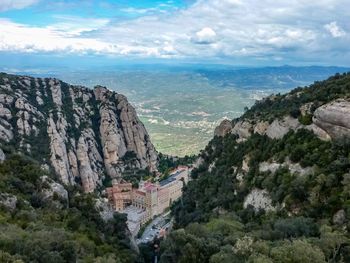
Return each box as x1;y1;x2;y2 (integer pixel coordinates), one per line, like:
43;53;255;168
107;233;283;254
0;73;158;192
313;99;350;140
214;119;233;137
243;188;275;212
214;100;350;142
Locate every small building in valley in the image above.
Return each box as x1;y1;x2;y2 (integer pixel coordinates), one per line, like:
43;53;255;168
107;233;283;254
106;166;190;236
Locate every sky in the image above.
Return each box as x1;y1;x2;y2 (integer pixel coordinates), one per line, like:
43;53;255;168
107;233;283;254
0;0;349;67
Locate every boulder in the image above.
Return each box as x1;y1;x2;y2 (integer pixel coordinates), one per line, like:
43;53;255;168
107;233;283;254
313;99;350;140
214;119;233;137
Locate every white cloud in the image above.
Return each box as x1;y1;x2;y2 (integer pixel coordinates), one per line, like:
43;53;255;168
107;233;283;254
47;15;110;37
0;0;38;11
0;18;161;56
0;0;349;64
324;21;346;38
120;7;158;15
193;27;217;44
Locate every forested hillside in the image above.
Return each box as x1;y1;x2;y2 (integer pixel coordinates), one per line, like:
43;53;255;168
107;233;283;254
0;151;137;262
159;73;350;262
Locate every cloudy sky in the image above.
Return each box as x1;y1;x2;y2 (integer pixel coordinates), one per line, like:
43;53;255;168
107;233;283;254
0;0;349;66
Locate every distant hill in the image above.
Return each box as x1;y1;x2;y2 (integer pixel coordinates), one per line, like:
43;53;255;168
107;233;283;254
197;65;350;89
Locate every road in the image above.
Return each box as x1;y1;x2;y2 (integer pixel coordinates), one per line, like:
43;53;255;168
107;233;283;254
137;211;171;244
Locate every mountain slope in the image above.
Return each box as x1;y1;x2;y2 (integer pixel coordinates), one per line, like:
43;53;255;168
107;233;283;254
0;73;158;192
160;72;350;262
0;154;137;262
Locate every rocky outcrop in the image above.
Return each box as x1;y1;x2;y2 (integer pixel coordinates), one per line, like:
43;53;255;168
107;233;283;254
215;110;334;142
259;160;314;176
313;99;350;140
214;119;233;137
41;176;68;201
333;209;346;225
0;148;5;162
226;117;301;141
0;193;17;211
98;91;158;177
265;116;301;139
193;157;204;169
208;160;216;172
305;124;331;141
231;120;253;142
95;198;115;221
0;73;158;192
243;188;275;212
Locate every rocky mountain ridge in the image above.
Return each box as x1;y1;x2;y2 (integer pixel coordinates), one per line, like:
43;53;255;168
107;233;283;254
212;73;350;212
164;72;350;262
215;74;350;142
0;73;158;192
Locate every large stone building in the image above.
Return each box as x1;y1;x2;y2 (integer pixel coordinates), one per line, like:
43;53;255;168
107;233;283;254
106;180;132;211
106;166;190;235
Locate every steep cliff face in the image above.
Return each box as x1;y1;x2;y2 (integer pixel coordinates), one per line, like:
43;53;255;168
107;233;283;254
0;73;158;192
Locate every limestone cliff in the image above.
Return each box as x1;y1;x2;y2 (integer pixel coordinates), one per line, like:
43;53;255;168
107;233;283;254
0;73;158;192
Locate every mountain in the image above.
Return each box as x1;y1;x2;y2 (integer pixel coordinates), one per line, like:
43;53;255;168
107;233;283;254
0;73;163;262
159;72;350;262
0;73;158;192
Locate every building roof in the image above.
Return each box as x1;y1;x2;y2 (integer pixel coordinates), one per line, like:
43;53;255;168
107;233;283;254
159;176;176;187
159;167;188;187
134;190;146;196
144;184;157;191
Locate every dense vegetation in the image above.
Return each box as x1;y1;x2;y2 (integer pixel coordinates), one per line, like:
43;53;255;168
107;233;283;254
242;72;350;122
0;153;137;262
158;73;350;262
158;153;196;178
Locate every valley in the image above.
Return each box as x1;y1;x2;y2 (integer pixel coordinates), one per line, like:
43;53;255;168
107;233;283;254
8;65;349;156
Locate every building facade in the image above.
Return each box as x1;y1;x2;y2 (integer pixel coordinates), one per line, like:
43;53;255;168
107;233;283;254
106;166;190;235
106;180;132;211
